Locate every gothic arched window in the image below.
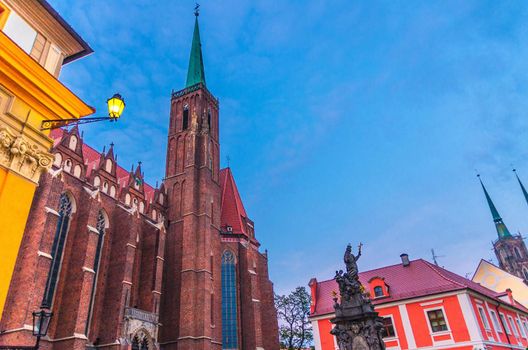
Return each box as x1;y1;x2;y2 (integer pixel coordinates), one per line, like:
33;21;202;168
131;332;149;350
53;153;62;167
515;247;522;259
182;105;189;130
86;211;107;334
42;193;73;308
221;250;238;349
68;135;77;151
524;268;528;281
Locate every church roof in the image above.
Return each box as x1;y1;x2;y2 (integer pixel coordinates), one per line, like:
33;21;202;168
478;175;512;240
186;15;206;88
49;129;156;203
310;258;528;318
219;168;248;235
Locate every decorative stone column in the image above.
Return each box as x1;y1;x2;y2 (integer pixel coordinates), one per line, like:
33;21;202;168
330;244;385;350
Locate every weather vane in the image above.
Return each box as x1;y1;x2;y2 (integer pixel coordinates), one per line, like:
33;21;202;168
194;3;200;17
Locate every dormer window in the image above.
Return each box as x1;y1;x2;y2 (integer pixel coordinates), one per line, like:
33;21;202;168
368;276;389;298
68;135;77;151
182;105;189;130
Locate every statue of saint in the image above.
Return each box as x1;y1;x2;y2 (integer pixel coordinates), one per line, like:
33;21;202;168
344;243;362;279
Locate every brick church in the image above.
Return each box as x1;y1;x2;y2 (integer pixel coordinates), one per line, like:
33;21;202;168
0;11;279;350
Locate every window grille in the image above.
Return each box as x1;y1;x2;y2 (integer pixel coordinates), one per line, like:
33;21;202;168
427;309;448;332
381;317;395;338
373;286;384;297
222;250;238;349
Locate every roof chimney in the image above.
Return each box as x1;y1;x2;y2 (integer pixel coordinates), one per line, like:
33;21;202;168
506;288;514;305
400;253;410;267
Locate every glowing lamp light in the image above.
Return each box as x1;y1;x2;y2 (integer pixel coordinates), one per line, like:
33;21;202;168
107;93;126;120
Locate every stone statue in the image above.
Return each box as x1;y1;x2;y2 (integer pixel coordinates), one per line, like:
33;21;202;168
344;243;362;279
330;243;385;350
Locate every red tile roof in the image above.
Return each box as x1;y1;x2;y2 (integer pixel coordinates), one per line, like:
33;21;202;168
49;129;156;202
311;259;527;317
219;168;248;235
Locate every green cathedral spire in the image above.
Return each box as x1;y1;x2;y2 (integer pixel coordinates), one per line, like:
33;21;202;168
478;175;512;240
185;11;206;88
514;169;528;208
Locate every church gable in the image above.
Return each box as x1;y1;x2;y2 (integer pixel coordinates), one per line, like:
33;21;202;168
220;167;250;236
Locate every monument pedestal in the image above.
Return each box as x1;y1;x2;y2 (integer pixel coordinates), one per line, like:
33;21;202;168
330;244;385;350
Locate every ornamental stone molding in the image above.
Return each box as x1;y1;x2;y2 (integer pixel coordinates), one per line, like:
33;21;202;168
122;307;159;350
0;123;53;183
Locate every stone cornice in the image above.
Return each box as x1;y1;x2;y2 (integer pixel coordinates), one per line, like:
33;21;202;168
0;123;53;183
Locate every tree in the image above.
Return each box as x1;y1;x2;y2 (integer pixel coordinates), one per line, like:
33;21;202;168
275;286;313;350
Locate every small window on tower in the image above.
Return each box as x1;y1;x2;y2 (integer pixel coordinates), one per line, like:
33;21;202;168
182;106;189;130
208;109;211;129
515;247;522;259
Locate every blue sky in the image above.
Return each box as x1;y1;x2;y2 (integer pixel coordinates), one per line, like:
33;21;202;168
52;0;528;294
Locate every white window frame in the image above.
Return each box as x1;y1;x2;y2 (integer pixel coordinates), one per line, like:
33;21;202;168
516;318;526;338
477;306;491;330
489;309;502;333
424;306;451;335
500;313;512;335
522;319;528;339
508;315;519;337
381;315;398;340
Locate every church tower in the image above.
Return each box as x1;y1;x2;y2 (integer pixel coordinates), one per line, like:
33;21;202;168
479;175;528;281
160;8;222;350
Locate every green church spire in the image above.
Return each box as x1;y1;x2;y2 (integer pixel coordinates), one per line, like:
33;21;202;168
478;175;512;240
513;169;528;208
185;7;206;88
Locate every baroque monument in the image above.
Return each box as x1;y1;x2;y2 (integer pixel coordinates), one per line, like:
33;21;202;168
330;244;385;350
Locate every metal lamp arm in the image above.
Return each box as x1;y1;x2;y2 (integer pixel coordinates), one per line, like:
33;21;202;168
41;116;114;130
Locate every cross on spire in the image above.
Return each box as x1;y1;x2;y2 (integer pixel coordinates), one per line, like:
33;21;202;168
194;3;200;17
226;155;231;168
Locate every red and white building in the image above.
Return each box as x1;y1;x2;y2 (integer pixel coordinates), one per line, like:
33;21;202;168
309;254;528;350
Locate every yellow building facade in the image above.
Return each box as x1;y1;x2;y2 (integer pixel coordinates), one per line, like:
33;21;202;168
0;0;93;316
473;259;528;308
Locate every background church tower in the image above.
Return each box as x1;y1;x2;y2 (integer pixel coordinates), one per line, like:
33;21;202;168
160;7;222;349
479;175;528;281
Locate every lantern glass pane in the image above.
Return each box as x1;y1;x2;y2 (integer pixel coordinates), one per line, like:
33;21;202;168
32;312;41;336
40;312;52;336
107;94;125;119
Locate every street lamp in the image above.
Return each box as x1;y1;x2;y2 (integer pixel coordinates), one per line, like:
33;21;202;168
41;93;126;130
32;309;52;350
